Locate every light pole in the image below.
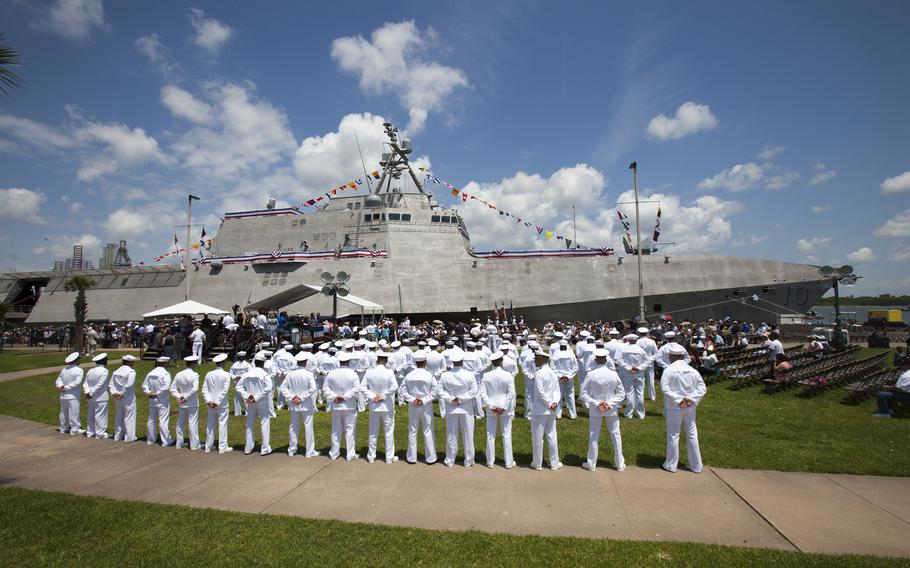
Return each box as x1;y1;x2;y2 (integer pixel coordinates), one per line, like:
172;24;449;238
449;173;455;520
320;271;351;322
630;161;645;324
818;265;860;323
185;194;200;300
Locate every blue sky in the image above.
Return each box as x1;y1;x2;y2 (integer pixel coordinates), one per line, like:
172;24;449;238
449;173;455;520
0;0;908;295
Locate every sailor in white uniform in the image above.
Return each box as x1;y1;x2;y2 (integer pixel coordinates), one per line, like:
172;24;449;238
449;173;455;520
229;351;250;416
551;340;579;420
636;327;659;401
109;354;138;442
272;342;295;410
548;331;565;358
580;349;627;471
281;351;320;457
361;351;399;464
438;352;478;467
575;332;595;391
349;341;371;413
170;355;201;450
202;353;232;453
189;325;206;360
142;356;173;446
315;343;337;407
237;352;273;455
529;350;562;471
519;339;538;419
661;344;708;473
499;343;519;378
323;352;361;461
615;334;651;419
83;353;111;439
604;329;623;361
656;331;690;369
398;351;438;464
461;341;487;420
480;352;516;468
55;352;84;435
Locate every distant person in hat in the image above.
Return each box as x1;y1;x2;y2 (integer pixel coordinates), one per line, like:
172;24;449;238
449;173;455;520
398;351;438;464
143;356;174;446
361;351;399;464
189;325;206;361
323;352;361;461
237;351;274;455
55;352;84;435
661;343;707;473
480;352;516;468
604;329;623;360
551;340;579;420
615;334;651;419
281;352;319;457
110;354;138;442
636;327;659;401
229;351;250;417
438;350;478;467
83;353;111;439
170;355;201;450
580;349;626;471
528;350;562;471
202;353;233;453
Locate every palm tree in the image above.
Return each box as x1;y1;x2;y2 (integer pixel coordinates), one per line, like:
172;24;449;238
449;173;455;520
0;33;23;98
64;276;95;351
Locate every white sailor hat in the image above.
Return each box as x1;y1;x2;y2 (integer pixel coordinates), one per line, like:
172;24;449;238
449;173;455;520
664;331;676;338
559;339;568;346
64;352;80;363
637;327;649;334
391;340;401;348
92;353;108;362
294;351;312;362
533;350;550;358
503;333;512;338
366;341;377;349
254;352;268;362
376;350;391;358
262;350;273;357
466;341;476;348
354;339;366;347
623;334;638;341
334;340;344;348
554;331;565;338
302;343;314;350
417;341;427;347
122;354;137;362
427;338;439;347
445;340;454;346
236;351;247;357
336;352;352;362
318;342;330;351
608;329;621;336
449;351;464;363
184;355;200;363
500;342;511;349
528;334;538;340
280;340;289;346
528;341;540;348
358;329;367;336
212;353;228;364
378;339;388;346
667;343;687;356
594;339;605;346
593;348;609;358
344;341;355;349
413;351;427;362
156;356;170;363
490;351;503;362
580;330;591;338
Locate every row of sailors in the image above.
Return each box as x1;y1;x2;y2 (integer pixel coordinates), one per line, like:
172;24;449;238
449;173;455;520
54;334;706;472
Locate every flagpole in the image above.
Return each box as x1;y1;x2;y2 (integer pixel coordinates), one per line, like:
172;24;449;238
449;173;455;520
185;194;200;300
630;162;645;323
572;204;577;249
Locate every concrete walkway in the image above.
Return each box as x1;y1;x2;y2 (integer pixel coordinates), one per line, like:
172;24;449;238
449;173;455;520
0;414;907;558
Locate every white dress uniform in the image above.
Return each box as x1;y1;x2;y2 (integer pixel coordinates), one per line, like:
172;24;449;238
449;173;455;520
170;367;201;450
661;359;707;473
237;366;273;455
229;358;251;416
280;364;319;457
361;363;399;463
480;365;516;468
109;364;137;442
615;341;651;419
202;366;232;453
398;366;439;464
501;352;519;378
142;366;173;446
315;350;338;406
83;364;110;438
461;349;488;419
637;335;659;401
55;363;83;434
438;365;478;467
580;363;627;470
575;340;594;390
272;348;294;410
323;365;361;460
656;341;690;369
425;350;447;378
605;337;623;360
551;346;579;419
189;328;206;359
349;350;371;412
529;362;563;470
519;347;536;418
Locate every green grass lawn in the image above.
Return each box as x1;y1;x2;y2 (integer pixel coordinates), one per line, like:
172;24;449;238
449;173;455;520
0;349;139;373
0;348;907;476
0;487;902;568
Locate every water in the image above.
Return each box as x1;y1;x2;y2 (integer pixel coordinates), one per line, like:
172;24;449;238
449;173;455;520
810;305;910;325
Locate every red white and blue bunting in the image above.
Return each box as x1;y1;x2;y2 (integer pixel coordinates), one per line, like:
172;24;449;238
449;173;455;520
195;248;388;265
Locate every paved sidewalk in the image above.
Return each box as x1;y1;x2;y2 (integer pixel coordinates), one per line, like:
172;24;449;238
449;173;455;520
0;414;907;558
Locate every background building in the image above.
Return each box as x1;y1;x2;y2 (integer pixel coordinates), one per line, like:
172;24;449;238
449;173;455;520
113;240;131;267
99;243;117;269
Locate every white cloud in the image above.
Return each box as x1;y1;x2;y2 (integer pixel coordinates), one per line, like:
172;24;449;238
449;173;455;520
810;203;831;214
161;85;214;125
104;207;146;237
40;0;105;41
889;246;910;261
135;33;178;75
72;112;171;181
846;247;876;262
732;234;768;246
331;21;470;133
646;101;718;141
874;208;910;238
757;145;785;161
171;82;297;179
699;161;799;191
0;188;46;224
808;162;837;186
189;8;233;54
881;170;910;194
796;236;831;254
32;233;101;260
0;114;73;151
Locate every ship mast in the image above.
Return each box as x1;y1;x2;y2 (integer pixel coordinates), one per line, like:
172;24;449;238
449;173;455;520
375;122;426;195
630;162;646;324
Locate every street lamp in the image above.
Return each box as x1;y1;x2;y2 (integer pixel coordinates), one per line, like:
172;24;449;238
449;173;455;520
818;265;860;324
320;271;351;322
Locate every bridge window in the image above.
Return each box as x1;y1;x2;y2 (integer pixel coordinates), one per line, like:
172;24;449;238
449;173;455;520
431;215;441;223
388;213;401;221
401;214;411;221
441;216;451;223
364;214;372;222
450;217;459;223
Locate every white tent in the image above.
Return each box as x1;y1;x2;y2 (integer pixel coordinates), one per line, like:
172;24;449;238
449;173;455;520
142;300;230;319
245;283;383;315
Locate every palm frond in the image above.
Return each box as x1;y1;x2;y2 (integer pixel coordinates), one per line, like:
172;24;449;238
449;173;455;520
0;33;24;98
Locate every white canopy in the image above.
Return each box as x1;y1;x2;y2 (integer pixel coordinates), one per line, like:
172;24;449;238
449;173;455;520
142;300;231;319
245;283;383;313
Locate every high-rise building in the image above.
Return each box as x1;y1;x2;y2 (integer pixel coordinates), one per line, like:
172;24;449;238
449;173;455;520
72;245;84;270
100;243;117;269
113;240;132;267
53;261;64;271
64;259;73;270
83;260;94;270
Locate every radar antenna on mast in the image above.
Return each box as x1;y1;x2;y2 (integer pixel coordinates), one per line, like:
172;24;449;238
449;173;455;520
374;122;425;195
